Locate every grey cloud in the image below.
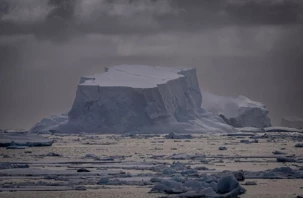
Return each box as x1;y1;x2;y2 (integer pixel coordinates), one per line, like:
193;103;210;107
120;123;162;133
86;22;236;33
1;0;303;39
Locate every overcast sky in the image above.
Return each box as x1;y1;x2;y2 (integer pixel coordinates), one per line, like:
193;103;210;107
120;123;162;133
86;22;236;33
0;0;302;129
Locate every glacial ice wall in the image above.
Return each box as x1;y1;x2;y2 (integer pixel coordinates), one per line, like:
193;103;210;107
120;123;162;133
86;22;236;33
31;65;234;134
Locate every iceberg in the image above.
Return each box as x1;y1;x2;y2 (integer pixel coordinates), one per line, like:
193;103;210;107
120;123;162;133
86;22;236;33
30;114;68;133
201;91;271;128
30;114;82;134
31;65;235;134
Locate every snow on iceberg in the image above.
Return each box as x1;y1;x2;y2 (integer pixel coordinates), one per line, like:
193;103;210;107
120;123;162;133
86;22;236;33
201;91;271;128
31;65;235;134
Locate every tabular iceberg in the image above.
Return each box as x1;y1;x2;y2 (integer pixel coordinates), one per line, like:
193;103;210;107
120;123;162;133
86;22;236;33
201;91;271;128
31;65;234;134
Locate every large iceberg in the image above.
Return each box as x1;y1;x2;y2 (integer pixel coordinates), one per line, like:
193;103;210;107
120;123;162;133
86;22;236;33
201;91;271;128
31;65;235;134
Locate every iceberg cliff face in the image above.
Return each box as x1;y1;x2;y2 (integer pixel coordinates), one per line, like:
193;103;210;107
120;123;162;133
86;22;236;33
201;91;271;128
31;65;234;133
68;65;204;133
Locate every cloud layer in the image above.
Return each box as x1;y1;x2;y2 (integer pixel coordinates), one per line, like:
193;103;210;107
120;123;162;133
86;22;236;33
1;0;303;37
0;0;302;129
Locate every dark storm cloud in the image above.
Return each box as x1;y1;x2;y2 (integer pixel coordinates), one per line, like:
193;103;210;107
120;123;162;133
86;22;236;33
1;0;303;39
0;0;175;38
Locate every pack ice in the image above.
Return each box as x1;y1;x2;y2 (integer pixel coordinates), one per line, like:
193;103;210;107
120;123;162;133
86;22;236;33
31;65;234;134
201;91;271;128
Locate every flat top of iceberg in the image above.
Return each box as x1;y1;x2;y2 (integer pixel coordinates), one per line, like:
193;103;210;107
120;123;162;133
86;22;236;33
80;65;191;88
